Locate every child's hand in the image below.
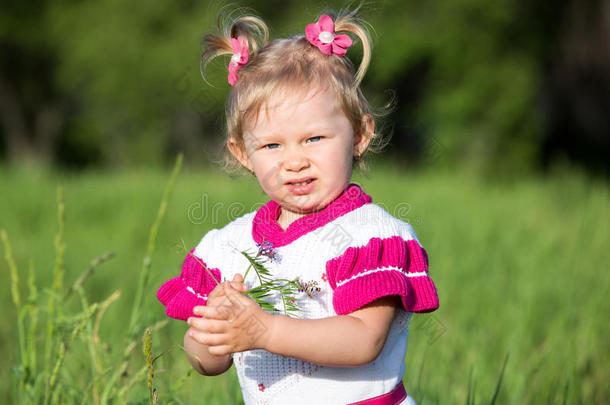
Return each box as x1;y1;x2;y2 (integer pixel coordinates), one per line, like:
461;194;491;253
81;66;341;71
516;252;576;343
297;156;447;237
187;281;272;356
204;273;248;309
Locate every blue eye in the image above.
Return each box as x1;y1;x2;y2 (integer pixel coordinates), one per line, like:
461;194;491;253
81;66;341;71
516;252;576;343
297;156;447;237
264;143;279;149
307;136;322;143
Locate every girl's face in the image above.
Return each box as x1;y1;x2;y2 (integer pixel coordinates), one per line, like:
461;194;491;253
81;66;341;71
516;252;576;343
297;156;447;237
229;87;371;227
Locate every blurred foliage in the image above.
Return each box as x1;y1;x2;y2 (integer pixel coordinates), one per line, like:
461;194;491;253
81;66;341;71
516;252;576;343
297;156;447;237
0;0;608;174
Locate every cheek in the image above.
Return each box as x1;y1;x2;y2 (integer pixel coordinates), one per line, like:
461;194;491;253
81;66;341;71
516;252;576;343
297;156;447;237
249;151;268;167
316;146;353;178
335;139;355;165
252;157;282;188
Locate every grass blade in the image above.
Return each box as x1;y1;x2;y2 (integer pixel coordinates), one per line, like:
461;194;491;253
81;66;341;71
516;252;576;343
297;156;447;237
143;328;155;403
27;261;39;380
44;342;65;405
128;154;183;336
1;230;27;397
561;378;570;405
44;186;66;380
489;353;509;405
1;229;21;310
65;252;115;300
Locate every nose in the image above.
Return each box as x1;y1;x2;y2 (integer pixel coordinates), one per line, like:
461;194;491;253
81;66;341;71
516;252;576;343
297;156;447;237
282;145;310;172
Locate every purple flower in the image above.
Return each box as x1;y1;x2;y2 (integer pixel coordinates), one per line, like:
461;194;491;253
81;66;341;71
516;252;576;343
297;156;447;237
256;240;277;260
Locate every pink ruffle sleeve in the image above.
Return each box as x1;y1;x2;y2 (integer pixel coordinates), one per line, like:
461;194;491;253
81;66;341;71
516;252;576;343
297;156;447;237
157;249;221;321
326;236;439;315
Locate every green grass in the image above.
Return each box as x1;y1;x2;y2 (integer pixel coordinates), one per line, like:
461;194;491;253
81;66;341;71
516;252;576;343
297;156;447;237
1;162;608;404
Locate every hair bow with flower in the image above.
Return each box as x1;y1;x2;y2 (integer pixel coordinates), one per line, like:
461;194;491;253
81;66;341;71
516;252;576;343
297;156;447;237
305;15;352;56
228;36;249;86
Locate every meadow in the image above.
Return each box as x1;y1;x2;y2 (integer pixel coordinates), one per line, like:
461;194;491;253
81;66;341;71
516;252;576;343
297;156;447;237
1;160;608;404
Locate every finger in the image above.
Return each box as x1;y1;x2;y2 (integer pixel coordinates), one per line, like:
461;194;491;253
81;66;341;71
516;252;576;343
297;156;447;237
200;305;230;320
208;345;233;356
229;280;248;292
207;283;225;300
193;306;205;316
202;302;242;321
224;279;246;291
216;281;233;298
231;273;248;291
187;317;229;333
188;329;227;347
223;282;249;306
206;293;228;308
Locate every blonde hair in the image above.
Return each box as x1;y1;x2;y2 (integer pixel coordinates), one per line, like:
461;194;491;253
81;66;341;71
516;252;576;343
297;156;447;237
201;8;386;172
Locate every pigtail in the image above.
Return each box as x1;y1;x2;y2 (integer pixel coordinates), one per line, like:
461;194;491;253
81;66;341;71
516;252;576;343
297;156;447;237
200;11;269;84
229;16;269;54
334;10;373;86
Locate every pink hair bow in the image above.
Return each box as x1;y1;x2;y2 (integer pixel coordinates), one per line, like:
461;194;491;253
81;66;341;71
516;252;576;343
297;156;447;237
305;15;352;56
228;36;249;86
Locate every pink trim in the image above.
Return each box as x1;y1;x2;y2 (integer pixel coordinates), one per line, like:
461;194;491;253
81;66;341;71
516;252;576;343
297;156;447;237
347;381;407;405
252;183;372;247
326;236;439;314
156;249;221;321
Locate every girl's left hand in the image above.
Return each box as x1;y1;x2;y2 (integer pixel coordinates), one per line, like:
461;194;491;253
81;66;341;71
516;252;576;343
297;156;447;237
188;283;273;355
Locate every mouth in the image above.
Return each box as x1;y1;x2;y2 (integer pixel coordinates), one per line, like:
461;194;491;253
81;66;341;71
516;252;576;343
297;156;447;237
285;177;315;186
285;177;316;195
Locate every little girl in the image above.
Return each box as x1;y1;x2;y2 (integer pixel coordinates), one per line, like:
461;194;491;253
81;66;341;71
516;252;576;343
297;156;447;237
157;9;439;404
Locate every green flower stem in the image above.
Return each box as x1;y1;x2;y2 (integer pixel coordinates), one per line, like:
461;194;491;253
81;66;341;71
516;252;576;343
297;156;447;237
186;251;220;286
242;263;253;281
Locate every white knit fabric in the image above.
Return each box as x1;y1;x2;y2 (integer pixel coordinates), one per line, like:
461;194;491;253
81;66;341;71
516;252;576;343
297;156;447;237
193;203;419;404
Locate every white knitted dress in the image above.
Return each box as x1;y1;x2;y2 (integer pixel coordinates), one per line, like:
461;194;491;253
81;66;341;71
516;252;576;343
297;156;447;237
157;184;438;404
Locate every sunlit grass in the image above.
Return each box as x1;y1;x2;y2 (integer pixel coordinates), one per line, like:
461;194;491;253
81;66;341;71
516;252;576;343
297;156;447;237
1;162;608;403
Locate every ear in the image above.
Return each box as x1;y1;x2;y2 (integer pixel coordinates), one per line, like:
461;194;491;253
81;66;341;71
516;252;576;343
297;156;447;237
227;138;253;172
353;114;375;157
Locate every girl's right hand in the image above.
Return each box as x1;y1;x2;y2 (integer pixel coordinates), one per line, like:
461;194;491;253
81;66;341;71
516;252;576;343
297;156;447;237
193;274;248;317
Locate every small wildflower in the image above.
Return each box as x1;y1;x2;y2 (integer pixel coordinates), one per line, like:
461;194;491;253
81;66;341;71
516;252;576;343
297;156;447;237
296;279;321;298
256;240;277;261
239;242;299;316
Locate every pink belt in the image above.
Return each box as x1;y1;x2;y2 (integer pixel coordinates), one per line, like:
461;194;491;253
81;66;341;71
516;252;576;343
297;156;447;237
347;381;407;405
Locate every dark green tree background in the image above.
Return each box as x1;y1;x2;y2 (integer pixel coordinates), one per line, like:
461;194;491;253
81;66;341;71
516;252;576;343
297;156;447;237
1;0;608;175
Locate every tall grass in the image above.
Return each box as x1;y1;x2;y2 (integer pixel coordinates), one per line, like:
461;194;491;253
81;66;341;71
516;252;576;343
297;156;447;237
1;156;191;404
1;161;608;404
